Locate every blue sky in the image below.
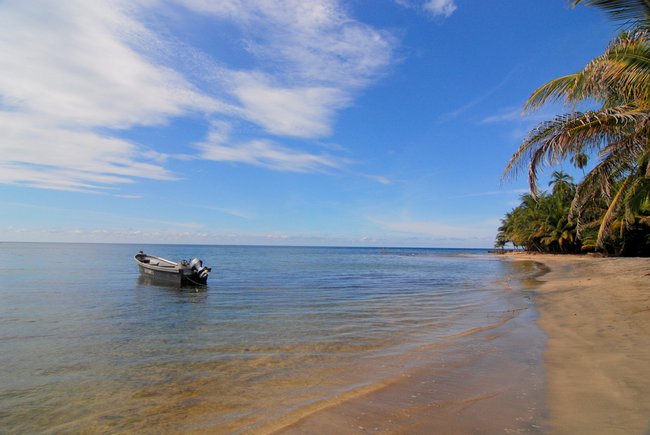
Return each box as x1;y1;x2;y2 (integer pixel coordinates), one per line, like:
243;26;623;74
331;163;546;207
0;0;616;247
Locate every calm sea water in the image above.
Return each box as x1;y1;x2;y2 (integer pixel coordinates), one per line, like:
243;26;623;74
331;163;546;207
0;243;535;433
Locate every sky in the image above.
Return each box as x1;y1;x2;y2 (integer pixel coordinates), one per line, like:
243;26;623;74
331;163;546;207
0;0;617;247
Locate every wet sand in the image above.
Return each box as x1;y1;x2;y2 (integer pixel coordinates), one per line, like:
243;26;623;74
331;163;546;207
511;254;650;434
272;255;650;434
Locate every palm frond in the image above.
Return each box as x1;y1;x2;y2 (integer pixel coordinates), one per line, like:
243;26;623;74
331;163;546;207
504;106;647;193
525;31;650;110
587;32;650;102
573;0;650;29
571;136;646;214
597;174;634;246
524;74;580;112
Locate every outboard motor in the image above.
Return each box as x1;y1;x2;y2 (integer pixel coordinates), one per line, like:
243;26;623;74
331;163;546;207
189;258;211;280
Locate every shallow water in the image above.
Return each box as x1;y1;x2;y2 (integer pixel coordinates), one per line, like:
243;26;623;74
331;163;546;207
0;243;542;433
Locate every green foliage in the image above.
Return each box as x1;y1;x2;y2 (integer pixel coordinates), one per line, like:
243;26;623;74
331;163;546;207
500;0;650;256
496;171;650;255
496;173;582;253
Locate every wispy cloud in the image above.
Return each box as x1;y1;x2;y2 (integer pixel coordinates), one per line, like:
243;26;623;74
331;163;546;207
0;112;176;192
479;104;563;142
0;0;216;191
178;0;394;87
0;0;395;192
439;69;517;122
423;0;457;17
369;214;498;241
394;0;457;18
179;0;395;139
228;72;350;138
479;105;558;126
208;207;254;220
196;121;350;172
375;219;471;238
361;174;394;185
480;108;522;124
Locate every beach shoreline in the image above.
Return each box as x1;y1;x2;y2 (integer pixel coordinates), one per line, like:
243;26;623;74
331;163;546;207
275;254;650;434
272;257;549;434
506;253;650;434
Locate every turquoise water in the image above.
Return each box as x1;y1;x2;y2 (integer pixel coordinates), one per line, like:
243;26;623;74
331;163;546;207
0;243;534;433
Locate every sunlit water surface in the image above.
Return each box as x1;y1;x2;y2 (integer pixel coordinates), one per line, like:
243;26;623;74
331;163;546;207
0;243;535;433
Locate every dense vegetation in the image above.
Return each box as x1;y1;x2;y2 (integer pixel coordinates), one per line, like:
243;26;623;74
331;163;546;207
498;0;650;256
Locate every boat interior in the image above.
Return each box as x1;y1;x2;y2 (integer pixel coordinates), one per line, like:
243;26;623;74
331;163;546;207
138;255;177;268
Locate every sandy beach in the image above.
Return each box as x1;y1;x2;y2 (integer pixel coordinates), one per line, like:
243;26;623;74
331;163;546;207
513;254;650;434
275;254;650;434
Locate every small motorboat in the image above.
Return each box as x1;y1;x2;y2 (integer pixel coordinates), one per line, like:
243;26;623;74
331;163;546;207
134;251;211;286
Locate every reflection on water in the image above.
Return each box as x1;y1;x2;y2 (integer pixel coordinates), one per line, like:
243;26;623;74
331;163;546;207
136;274;209;296
0;243;538;433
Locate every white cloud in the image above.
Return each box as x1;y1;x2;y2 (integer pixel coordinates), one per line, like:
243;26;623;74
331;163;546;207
423;0;457;18
178;0;393;86
0;113;175;192
0;0;219;191
229;72;350;137
0;1;218;127
179;0;394;139
0;0;395;192
196;121;349;172
395;0;457;18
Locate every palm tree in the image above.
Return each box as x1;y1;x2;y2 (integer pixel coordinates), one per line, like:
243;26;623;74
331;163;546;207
549;170;574;197
503;0;650;250
497;181;581;254
570;153;589;175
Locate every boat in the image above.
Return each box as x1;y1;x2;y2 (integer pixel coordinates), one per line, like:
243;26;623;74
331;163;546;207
134;251;211;286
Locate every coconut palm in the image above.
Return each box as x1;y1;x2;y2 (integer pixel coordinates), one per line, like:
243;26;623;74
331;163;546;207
503;0;650;250
549;170;574;197
496;179;581;254
570;153;589;175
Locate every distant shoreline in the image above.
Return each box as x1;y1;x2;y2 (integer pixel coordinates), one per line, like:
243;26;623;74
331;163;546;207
0;241;494;250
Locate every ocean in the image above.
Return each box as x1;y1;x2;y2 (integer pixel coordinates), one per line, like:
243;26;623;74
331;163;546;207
0;243;545;433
